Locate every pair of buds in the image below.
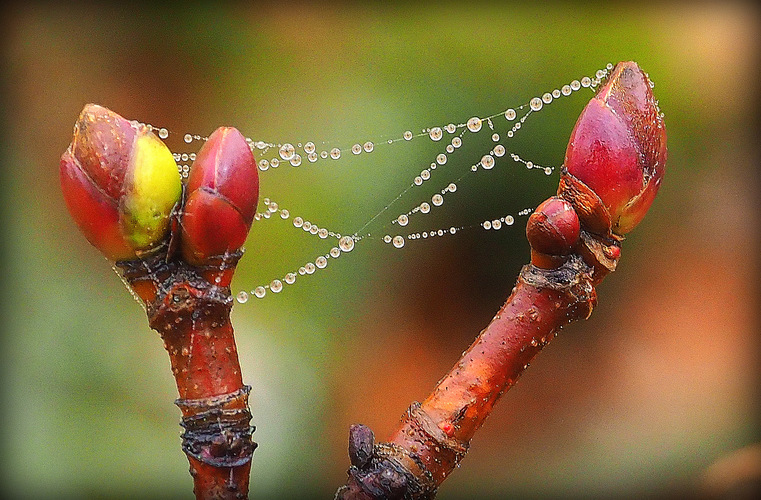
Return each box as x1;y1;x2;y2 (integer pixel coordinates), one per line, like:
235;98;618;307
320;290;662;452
60;105;259;279
526;61;667;264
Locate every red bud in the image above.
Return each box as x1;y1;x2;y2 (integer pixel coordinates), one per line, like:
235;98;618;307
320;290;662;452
564;62;667;234
180;127;259;268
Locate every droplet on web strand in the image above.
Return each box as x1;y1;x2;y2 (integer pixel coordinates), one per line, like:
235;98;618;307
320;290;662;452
429;127;443;141
467;117;482;133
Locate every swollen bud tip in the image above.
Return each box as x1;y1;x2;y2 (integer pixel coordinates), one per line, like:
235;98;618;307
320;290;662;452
563;61;667;235
60;104;182;261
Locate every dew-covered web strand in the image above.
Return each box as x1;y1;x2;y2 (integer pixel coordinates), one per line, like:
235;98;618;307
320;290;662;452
145;64;615;302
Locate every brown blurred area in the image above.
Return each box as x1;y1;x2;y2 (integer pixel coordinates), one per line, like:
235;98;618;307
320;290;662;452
2;3;759;499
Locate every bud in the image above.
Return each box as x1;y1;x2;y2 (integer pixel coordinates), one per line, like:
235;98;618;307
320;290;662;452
563;61;667;235
60;104;182;260
179;127;259;269
526;197;580;256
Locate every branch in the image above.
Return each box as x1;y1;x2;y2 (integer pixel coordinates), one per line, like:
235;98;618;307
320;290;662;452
335;60;667;499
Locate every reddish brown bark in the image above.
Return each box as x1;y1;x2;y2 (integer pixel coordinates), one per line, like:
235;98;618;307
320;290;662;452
119;253;255;500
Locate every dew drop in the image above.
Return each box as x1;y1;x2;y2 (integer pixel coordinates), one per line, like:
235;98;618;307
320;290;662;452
304;263;316;274
318;228;329;238
529;97;543;111
561;85;572;96
184;133;193;143
315;256;328;269
236;291;249;303
330;148;341;159
596;69;606;80
290;154;302;167
421;169;431;180
302;221;312;231
363;141;374;153
420;202;431;214
447;183;457;192
158;128;169;139
270;158;280;168
571;79;581;91
492;133;500;142
452;137;462;148
552;89;561;98
279;209;290;220
446;144;454;153
466;117;482;133
284;273;296;285
352;144;362;155
505;108;517;121
392;235;405;248
320;150;329;159
270;280;283;293
432;194;444;206
279;143;295;160
506;215;515;225
298;267;306;275
259;159;270;171
449;227;457;235
339;236;355;252
493;145;506;157
414;176;423;186
445;123;456;134
309;225;319;235
254;286;266;298
397;214;409;226
544;167;553;175
293;216;304;228
304;142;316;153
507;131;514;138
526;161;533;169
436;154;447;165
483;220;492;230
492;219;502;230
429;127;443;141
481;154;495;170
307;152;318;162
383;235;392;243
542;92;553;104
581;76;591;87
404;130;413;141
330;247;341;258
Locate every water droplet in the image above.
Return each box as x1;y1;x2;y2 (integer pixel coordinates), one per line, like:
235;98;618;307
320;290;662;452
403;130;413;141
452;137;462;148
285;273;296;284
561;85;572;96
449;227;457;234
542;92;553;104
270;280;283;293
507;131;514;138
421;169;431;180
544;167;553;175
446;144;454;153
293;216;304;228
420;202;430;214
483;220;492;230
429;127;443;141
302;221;312;231
445;123;456;133
320;151;329;159
526;161;533;169
304;141;315;153
492;133;499;142
298;267;306;275
330;148;341;159
158;128;169;139
397;214;409;226
414;176;423;186
254;286;266;298
447;183;457;192
318;228;329;239
392;235;405;248
307;152;318;162
505;108;516;121
529;97;543;111
467;117;482;133
571;80;581;91
383;235;392;243
492;220;502;230
309;225;319;235
315;256;328;269
494;145;506;157
506;215;515;225
330;247;341;258
481;154;495;169
432;194;444;206
270;158;280;168
290;154;302;167
596;69;606;80
339;236;355;252
581;76;591;87
352;143;362;155
184;133;193;143
436;154;447;165
552;89;561;98
279;143;295;160
236;291;249;303
259;159;270;171
363;141;374;153
268;201;279;213
305;263;316;274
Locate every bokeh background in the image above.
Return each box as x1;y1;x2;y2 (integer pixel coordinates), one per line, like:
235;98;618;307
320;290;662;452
2;3;759;499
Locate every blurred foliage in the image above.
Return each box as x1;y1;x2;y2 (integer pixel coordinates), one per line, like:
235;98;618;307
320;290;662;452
2;3;759;499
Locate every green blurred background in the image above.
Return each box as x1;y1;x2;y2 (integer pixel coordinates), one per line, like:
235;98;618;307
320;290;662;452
2;3;759;499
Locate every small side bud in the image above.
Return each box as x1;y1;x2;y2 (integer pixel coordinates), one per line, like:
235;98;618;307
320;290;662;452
60;104;182;260
563;61;667;235
526;197;580;259
179;127;259;271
